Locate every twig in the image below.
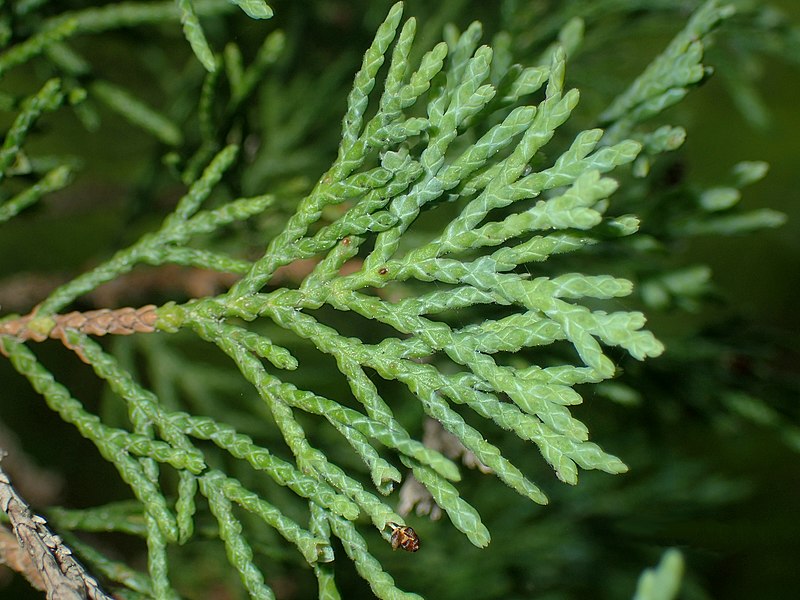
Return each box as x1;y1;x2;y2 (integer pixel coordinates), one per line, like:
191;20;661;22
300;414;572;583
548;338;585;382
0;305;158;362
0;450;113;600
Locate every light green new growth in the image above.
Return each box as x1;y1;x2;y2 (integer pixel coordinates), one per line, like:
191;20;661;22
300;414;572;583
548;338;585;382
0;2;746;599
632;549;685;600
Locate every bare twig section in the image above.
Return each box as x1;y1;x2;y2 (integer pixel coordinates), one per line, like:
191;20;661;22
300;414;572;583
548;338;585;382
0;305;158;361
0;305;158;341
0;304;158;362
0;524;45;590
0;451;113;600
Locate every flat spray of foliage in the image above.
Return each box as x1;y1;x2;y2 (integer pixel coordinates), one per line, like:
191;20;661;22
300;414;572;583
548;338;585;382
0;0;790;598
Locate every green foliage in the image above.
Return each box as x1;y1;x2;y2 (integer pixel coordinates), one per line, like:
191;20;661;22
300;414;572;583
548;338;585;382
0;1;797;599
632;549;684;600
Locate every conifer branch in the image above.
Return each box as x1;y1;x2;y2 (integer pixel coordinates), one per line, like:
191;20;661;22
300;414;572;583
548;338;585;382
1;1;792;598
